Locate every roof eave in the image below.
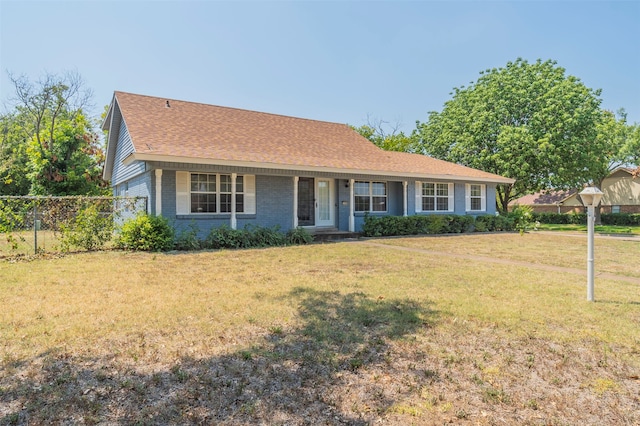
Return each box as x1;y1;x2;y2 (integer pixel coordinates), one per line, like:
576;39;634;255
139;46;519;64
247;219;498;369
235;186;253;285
124;153;515;184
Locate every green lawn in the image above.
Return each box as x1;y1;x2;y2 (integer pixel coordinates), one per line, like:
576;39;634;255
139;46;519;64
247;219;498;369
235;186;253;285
536;223;640;235
1;234;639;424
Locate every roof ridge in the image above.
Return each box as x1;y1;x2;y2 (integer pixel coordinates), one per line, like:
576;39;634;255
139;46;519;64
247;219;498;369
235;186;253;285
114;90;352;129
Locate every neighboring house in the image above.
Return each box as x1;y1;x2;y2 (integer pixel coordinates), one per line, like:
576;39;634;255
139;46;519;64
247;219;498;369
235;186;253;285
102;92;514;234
511;167;640;214
509;190;577;214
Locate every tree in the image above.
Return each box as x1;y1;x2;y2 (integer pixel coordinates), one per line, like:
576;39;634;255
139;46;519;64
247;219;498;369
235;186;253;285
415;58;604;213
5;71;107;195
352;117;417;152
0;112;31;195
588;109;640;222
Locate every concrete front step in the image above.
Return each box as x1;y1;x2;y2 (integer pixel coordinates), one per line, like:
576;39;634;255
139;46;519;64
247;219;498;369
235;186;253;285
311;228;360;242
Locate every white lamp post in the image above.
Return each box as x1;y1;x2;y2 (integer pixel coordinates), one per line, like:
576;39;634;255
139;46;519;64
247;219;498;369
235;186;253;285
579;186;604;302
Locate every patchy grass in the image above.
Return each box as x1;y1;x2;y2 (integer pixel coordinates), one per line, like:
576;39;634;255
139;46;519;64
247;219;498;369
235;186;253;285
1;234;639;425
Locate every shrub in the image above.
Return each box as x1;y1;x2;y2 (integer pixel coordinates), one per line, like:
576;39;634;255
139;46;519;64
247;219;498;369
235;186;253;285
205;224;295;249
245;224;286;247
447;215;475;233
568;212;587;224
285;227;314;245
601;213;640;226
59;204;114;251
426;215;448;234
115;213;174;251
174;222;203;251
508;205;534;234
532;213;571;224
362;213;511;237
205;225;249;249
475;214;515;232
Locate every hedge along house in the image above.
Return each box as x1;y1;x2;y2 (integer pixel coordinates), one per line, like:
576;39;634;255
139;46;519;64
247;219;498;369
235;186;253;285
102;92;514;235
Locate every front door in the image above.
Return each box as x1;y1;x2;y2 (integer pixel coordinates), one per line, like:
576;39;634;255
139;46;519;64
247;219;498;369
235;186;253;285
297;178;334;228
315;178;334;227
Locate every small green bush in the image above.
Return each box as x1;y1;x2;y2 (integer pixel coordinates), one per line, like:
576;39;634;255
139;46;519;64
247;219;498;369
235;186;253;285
59;204;114;251
285;227;314;245
246;224;286;247
115;213;174;251
174;222;202;251
508;205;534;234
205;225;248;249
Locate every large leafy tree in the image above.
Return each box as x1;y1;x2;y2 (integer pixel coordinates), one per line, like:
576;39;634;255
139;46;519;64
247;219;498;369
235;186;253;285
586;109;640;222
4;72;107;195
591;109;639;185
416;58;605;213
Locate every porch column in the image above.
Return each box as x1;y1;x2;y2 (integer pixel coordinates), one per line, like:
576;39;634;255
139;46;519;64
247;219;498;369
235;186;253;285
349;178;355;232
293;176;299;228
155;169;163;215
403;181;408;217
231;173;237;230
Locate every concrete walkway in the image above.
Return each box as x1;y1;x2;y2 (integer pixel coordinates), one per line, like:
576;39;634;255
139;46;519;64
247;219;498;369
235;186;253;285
355;239;640;285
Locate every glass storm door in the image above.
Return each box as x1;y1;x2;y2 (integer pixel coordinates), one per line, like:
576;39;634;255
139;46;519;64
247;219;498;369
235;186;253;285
315;178;334;227
297;177;314;226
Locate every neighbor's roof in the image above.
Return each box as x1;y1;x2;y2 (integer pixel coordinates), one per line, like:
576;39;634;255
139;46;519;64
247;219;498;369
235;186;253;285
510;190;577;206
103;91;514;183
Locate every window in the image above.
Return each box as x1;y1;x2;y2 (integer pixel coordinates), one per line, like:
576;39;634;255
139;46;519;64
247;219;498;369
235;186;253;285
417;182;453;212
190;173;244;214
612;205;621;214
466;183;486;212
354;181;387;212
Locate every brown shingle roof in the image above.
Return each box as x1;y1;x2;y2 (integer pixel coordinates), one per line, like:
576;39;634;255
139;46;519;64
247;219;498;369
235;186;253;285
110;91;513;183
510;190;577;206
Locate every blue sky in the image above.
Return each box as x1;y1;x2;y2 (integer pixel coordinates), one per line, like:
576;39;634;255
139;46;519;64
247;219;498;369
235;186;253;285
1;0;638;134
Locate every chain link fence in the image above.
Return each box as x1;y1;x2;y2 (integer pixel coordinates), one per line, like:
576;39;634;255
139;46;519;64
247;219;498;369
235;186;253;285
0;196;147;257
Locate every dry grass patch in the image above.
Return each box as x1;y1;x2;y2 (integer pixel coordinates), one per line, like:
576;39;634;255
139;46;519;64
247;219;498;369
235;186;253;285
1;236;639;425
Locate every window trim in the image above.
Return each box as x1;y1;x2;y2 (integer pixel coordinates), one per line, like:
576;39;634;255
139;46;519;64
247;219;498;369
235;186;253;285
465;183;486;212
189;172;244;214
354;180;388;213
176;171;255;216
415;181;454;213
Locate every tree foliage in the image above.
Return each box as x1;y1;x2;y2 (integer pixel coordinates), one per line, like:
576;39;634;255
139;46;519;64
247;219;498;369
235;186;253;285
2;72;107;195
352;118;417;152
591;109;640;185
416;58;605;212
0;113;31;195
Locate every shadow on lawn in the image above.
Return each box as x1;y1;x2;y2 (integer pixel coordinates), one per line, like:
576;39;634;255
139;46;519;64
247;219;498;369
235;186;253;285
1;288;438;425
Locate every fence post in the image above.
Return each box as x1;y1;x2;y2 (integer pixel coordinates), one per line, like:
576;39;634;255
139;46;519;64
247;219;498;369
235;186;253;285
33;202;38;254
